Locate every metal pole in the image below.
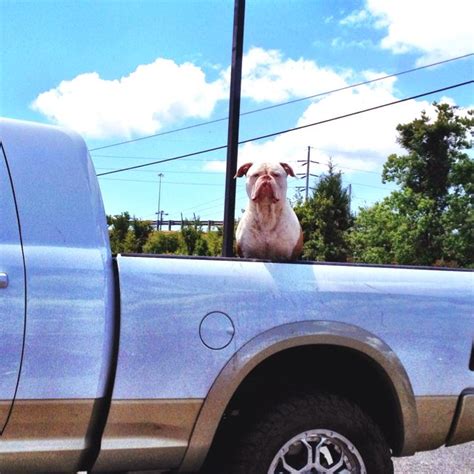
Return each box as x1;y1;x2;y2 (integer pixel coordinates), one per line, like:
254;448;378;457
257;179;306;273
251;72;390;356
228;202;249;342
157;173;164;230
160;210;164;230
305;146;310;202
222;0;246;257
348;183;352;214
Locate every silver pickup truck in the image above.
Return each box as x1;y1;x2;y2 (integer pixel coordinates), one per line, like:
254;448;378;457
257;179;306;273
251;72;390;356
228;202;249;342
0;117;473;473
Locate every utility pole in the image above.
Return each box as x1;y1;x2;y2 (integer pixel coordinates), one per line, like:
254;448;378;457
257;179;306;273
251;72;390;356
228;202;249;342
160;210;168;230
305;146;310;201
222;0;246;257
297;146;319;201
156;173;164;230
348;184;352;214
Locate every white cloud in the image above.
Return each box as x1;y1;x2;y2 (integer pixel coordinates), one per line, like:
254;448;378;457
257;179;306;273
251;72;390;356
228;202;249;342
343;0;474;63
331;37;377;49
229;47;348;103
237;76;448;179
31;58;226;139
32;47;350;139
339;9;370;26
203;160;226;173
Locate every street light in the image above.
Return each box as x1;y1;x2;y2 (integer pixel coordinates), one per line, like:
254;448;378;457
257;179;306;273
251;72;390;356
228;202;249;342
156;173;164;230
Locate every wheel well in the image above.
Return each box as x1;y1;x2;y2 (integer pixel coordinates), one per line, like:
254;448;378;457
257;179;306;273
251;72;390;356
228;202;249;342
216;345;404;455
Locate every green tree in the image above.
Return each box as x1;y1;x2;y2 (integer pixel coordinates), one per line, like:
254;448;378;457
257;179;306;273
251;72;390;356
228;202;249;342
195;237;209;256
108;213;154;253
130;218;153;253
108;212;131;253
122;230;139;253
352;103;474;266
180;217;209;256
351;192;428;265
205;227;223;256
294;162;352;262
143;231;181;254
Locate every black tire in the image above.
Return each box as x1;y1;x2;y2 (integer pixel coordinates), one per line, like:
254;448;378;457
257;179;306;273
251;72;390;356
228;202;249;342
221;391;393;474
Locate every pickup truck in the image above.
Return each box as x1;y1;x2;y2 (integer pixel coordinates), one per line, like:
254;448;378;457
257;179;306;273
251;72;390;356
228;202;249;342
0;117;473;474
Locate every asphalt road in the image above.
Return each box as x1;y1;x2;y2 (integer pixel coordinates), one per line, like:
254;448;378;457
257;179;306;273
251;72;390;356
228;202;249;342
90;442;474;473
393;442;474;473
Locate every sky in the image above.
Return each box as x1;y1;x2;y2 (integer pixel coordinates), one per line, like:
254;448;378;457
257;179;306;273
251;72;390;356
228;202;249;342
1;0;473;224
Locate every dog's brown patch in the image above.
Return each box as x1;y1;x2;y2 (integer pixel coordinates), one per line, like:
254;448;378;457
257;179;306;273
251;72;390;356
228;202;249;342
234;163;253;178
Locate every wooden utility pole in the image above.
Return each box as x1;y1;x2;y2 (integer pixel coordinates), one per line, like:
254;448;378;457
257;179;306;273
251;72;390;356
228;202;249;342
222;0;246;257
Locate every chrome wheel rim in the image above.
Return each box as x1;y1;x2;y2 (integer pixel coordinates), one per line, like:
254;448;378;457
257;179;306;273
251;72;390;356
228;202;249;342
268;429;367;474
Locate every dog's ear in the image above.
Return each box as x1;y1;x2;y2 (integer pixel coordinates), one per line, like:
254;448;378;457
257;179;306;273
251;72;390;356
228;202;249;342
234;162;253;178
280;162;296;177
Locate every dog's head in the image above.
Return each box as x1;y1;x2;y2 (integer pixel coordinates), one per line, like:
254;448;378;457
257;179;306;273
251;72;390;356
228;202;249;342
235;161;295;204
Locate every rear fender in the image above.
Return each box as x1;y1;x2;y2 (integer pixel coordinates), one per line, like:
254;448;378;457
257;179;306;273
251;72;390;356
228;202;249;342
179;321;417;472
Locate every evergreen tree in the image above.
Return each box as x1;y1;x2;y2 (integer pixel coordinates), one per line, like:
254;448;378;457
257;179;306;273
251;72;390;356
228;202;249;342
294;161;352;262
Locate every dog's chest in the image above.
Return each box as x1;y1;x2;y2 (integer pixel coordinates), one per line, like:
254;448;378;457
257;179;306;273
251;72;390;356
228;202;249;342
243;216;298;259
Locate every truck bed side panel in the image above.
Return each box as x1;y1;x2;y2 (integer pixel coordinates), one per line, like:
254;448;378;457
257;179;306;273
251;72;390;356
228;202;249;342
114;256;473;400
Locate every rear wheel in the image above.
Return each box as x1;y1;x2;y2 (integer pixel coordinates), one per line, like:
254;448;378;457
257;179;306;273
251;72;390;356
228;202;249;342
268;427;366;473
221;391;393;474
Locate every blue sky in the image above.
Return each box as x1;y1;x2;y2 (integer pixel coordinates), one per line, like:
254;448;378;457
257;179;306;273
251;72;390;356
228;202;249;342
1;0;473;223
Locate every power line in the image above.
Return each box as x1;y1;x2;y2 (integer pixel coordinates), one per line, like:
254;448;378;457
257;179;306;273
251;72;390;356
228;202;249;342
93;147;382;174
180;196;233;213
304;146;382;174
345;182;393;190
334;164;380;175
89;53;473;152
89;118;229;152
100;175;392;190
288;181;390;191
97;145;228;176
96;80;473;177
93;154;381;175
142;192;248;220
96;167;225;175
237;53;474;115
189;199;248;215
92;154;225;162
99;177;226;186
236;80;473;145
96;160;380;176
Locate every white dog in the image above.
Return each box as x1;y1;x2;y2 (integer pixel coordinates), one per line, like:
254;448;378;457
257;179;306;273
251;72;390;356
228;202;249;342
234;161;303;261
